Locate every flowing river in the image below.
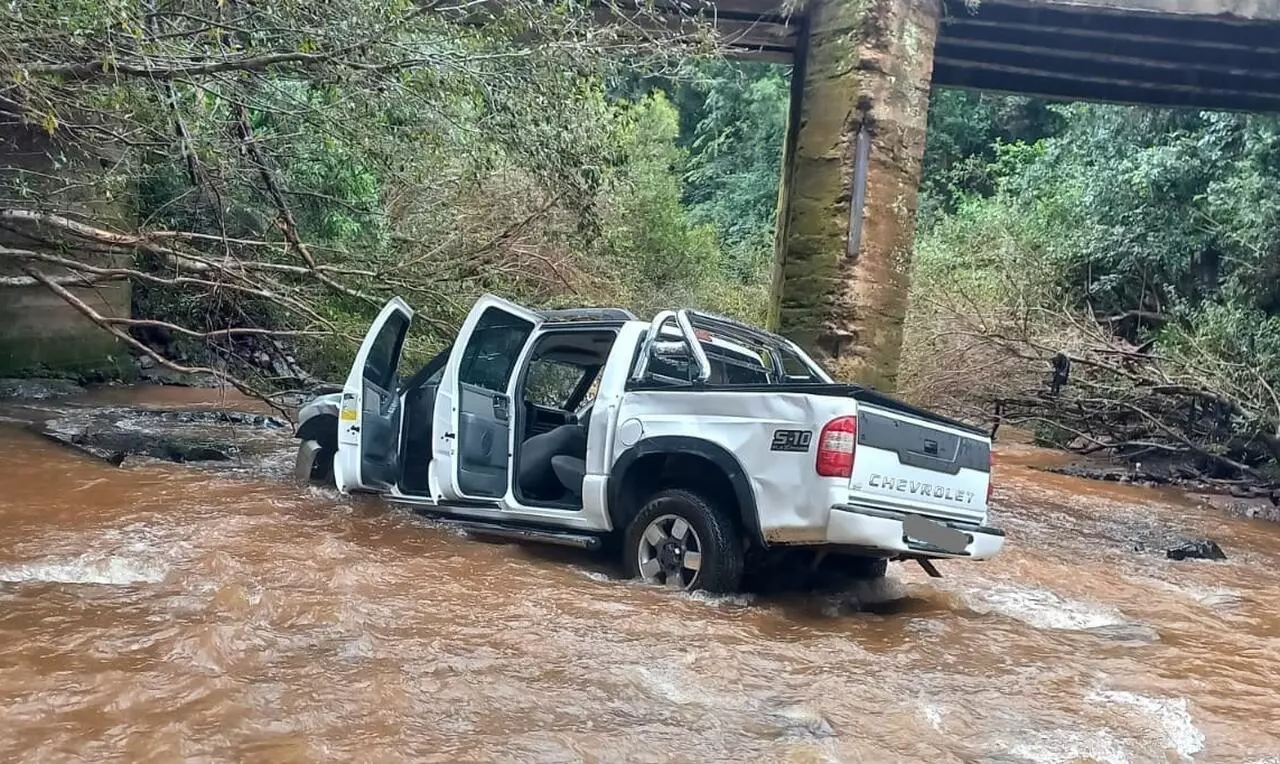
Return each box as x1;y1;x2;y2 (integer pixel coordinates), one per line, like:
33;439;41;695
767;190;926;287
1;386;1279;762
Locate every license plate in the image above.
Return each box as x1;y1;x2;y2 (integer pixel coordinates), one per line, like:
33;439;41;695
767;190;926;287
903;514;970;554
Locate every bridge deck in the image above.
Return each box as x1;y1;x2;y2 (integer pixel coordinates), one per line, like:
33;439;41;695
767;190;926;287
654;0;1280;112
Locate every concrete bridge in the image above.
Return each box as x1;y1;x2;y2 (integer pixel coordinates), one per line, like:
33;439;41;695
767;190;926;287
650;0;1280;390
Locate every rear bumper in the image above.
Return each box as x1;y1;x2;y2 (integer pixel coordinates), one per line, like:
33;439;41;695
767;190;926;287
825;503;1005;560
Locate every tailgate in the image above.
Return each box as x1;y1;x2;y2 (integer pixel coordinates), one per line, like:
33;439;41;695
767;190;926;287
847;404;991;523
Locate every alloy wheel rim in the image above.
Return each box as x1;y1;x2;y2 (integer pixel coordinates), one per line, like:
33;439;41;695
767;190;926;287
636;514;703;590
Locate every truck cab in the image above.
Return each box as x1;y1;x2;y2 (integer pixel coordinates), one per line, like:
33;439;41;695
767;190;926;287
295;293;1005;594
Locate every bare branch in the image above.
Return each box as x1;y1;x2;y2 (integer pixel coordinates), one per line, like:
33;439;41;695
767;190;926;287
23;266;294;422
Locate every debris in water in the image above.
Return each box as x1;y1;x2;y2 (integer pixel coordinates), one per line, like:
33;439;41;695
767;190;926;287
1165;539;1227;561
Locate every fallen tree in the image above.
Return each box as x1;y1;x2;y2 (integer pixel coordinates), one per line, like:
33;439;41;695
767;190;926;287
901;288;1280;493
0;0;737;409
903;99;1280;497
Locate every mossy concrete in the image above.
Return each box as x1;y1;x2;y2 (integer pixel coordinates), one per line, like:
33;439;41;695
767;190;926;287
0;123;133;379
769;0;940;392
0;298;131;379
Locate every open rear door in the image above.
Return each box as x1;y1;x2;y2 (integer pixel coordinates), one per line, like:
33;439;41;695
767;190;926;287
334;297;413;494
433;294;541;501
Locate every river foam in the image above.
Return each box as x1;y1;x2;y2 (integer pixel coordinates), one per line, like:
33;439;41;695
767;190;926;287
0;553;167;586
1089;689;1205;759
961;584;1129;631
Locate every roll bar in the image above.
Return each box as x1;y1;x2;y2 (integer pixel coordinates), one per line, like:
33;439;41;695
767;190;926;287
630;307;833;386
629;309;712;383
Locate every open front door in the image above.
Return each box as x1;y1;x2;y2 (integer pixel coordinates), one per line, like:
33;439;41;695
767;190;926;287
433;295;541;501
334;297;413;494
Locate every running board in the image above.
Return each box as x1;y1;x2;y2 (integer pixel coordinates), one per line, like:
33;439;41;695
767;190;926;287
430;517;603;551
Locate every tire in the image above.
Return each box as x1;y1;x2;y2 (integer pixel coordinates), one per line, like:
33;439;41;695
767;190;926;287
624;488;744;594
295;440;335;486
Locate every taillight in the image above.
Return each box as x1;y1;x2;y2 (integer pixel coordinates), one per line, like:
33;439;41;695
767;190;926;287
986;452;995;504
816;416;857;478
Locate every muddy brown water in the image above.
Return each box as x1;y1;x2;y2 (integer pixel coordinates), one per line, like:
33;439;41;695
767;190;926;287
2;388;1280;762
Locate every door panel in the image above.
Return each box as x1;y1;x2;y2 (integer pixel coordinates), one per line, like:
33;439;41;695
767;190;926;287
334;297;413;493
360;381;402;486
434;295;541;502
453;306;533;497
456;383;511;498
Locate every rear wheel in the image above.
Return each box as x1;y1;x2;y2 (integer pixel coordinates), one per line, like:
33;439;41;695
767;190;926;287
624;488;744;594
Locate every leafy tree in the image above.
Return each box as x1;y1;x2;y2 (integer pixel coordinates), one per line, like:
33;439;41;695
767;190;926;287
0;0;758;390
605;59;789;283
681;61;788;282
907;93;1280;482
919;90;1064;225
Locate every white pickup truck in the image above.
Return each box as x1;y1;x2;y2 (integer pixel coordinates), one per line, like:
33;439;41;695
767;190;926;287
293;294;1005;593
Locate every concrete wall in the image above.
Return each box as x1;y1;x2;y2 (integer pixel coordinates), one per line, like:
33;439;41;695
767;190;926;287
0;124;132;378
0;284;131;378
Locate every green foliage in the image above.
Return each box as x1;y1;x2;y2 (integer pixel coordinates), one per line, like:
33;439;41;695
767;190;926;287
607;60;789;286
596;92;722;304
1;1;788;385
917;96;1280;325
918;90;1064;226
1159;300;1280;402
908;92;1280;465
681;62;789;282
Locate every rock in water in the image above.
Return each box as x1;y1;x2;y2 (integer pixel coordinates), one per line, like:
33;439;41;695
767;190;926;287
31;425;233;465
1166;539;1227;561
0;378;84;400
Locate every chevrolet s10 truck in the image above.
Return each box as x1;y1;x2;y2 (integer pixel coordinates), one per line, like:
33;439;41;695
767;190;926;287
293;294;1005;593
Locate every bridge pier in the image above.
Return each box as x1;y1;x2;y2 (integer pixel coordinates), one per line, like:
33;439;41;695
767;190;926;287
768;0;940;392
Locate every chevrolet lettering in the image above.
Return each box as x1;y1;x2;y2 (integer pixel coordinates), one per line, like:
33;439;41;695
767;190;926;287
868;473;977;505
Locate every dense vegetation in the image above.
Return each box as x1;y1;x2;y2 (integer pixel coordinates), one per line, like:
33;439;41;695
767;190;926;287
0;0;785;391
904;91;1280;486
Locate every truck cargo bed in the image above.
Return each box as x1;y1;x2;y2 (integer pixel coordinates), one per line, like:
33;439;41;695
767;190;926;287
663;382;990;438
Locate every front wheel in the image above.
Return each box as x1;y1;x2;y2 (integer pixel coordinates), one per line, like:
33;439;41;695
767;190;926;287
624;488;744;593
295;439;335;486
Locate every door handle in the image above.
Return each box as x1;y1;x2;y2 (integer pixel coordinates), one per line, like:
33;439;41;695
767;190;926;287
492;395;509;422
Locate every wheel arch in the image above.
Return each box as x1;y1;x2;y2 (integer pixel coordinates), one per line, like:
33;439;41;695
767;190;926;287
607;435;764;547
295;408;339;451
